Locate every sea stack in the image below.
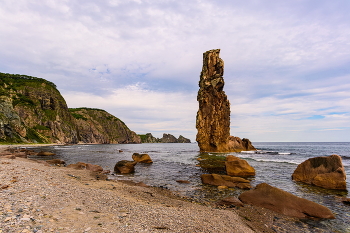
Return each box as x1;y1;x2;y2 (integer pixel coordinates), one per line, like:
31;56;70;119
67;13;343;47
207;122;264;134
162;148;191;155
196;49;255;152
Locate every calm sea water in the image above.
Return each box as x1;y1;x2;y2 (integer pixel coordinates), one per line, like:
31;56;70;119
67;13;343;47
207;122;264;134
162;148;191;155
27;142;350;232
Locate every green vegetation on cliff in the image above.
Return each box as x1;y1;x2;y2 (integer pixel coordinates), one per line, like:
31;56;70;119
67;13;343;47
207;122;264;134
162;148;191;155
0;72;140;144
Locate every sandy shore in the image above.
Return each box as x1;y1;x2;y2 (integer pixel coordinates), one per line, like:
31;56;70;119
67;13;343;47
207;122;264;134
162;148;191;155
0;145;329;232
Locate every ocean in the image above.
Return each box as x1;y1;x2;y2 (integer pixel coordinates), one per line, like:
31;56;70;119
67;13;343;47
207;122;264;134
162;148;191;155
27;142;350;232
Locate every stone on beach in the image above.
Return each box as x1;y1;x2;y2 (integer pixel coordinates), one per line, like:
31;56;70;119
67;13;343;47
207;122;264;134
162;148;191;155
201;174;251;189
216;196;244;207
46;159;66;165
67;162;103;172
114;160;137;174
132;153;153;163
292;154;347;190
239;183;335;219
225;155;255;177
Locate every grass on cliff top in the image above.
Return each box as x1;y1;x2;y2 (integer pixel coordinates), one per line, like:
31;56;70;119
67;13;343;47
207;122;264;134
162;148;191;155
0;72;57;89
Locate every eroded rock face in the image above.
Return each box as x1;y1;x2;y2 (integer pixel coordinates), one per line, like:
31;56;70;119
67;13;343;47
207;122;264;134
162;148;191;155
239;183;335;219
196;49;255;152
201;174;251;189
292;154;347;190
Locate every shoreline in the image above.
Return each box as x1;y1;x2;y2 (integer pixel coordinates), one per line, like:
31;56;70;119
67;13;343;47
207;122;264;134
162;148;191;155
0;145;332;232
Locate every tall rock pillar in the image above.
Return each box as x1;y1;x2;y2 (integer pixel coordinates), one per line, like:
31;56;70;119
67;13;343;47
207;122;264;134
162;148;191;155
196;49;255;152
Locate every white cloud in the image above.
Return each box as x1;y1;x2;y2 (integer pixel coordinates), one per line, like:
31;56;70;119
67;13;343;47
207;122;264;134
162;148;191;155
1;0;350;142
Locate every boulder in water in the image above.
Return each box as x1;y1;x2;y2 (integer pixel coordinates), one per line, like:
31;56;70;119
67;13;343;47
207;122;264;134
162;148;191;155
132;153;153;163
225;155;255;177
292;154;347;190
114;160;137;174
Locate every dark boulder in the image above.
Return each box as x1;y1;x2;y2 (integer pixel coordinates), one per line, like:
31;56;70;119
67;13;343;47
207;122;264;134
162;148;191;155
114;160;137;174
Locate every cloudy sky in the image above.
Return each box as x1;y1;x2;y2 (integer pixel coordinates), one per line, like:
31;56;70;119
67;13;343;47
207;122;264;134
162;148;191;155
1;0;350;142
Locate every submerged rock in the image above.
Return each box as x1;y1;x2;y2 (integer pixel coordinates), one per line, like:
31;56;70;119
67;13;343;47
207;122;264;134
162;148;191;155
292;154;347;190
239;183;335;219
201;174;251;189
196;49;255;152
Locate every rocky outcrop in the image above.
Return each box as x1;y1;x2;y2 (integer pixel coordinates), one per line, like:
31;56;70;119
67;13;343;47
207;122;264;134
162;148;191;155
196;49;255;152
225;155;255;177
201;174;251;189
139;133;191;143
177;135;191;143
114;160;137;174
132;153;153;163
239;183;335;219
0;73;140;144
292;154;347;190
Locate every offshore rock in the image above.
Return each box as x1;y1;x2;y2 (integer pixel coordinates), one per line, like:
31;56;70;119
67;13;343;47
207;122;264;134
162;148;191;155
292;154;347;190
225;155;255;177
239;183;335;219
196;49;255;152
139;133;191;143
132;153;153;163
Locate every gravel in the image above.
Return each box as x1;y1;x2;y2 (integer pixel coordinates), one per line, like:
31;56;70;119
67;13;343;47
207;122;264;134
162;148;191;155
0;154;254;233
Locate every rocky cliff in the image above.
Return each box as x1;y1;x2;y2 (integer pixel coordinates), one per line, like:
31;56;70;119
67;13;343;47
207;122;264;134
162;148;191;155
0;73;140;144
196;49;255;152
71;108;141;144
139;133;191;143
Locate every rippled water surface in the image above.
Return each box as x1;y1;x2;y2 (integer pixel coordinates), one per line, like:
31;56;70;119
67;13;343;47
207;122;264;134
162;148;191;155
28;142;350;232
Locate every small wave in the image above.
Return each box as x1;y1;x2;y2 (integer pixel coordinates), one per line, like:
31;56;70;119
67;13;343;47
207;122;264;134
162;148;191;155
253;158;300;165
341;156;350;160
278;152;291;155
241;151;256;154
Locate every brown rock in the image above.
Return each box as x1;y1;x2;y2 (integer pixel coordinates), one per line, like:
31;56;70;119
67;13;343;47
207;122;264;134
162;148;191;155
114;160;137;174
201;174;251;189
46;159;66;165
176;180;191;184
2;154;16;159
341;197;350;204
37;151;56;156
292;154;347;190
14;152;27;158
132;153;153;163
67;162;87;170
196;49;256;152
225;157;255;177
217;196;244;207
239;183;335;219
85;163;104;172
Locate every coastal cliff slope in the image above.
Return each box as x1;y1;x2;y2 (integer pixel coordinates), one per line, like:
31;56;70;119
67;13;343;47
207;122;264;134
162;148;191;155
0;73;140;144
71;108;141;144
